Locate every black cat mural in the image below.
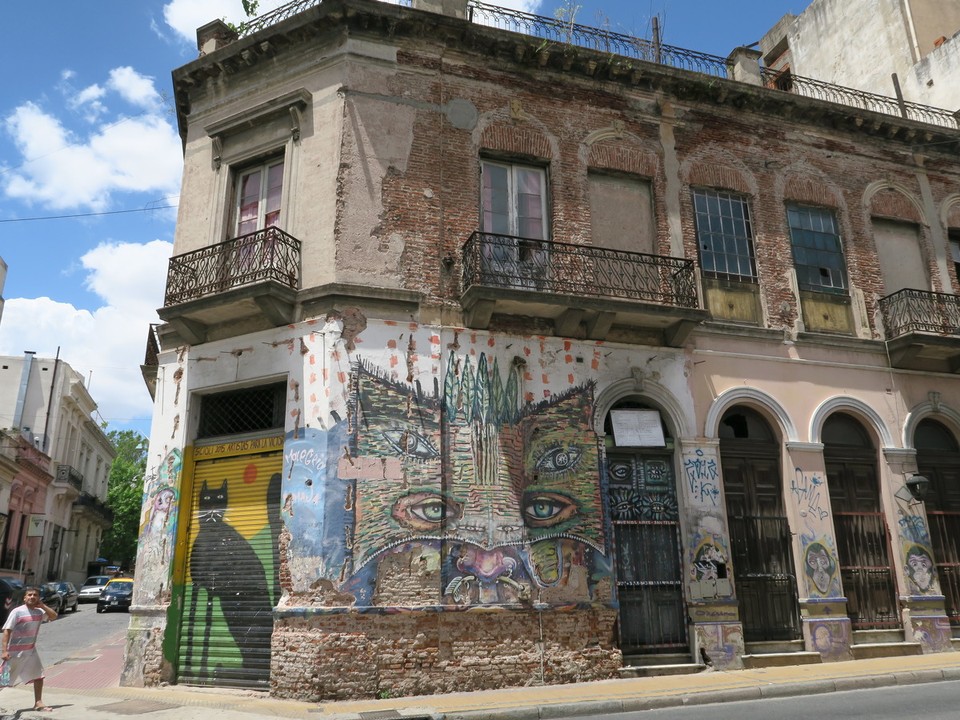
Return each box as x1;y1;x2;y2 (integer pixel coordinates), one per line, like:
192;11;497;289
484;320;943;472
182;475;279;686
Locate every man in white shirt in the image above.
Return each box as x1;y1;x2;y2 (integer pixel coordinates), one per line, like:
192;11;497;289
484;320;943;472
1;586;58;712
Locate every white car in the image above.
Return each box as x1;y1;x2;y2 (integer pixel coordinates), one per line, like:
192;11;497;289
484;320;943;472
78;575;111;603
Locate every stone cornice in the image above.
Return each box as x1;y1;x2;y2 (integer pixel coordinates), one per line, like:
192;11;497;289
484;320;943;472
172;0;960;158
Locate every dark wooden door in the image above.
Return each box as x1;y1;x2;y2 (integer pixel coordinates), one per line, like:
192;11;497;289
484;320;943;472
826;455;899;629
607;452;687;653
722;445;801;642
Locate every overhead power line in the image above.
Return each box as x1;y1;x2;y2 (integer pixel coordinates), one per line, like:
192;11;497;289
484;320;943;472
0;203;178;224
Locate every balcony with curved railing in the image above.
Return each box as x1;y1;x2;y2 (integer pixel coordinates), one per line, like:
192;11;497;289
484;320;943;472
879;288;960;371
158;227;302;345
461;231;706;345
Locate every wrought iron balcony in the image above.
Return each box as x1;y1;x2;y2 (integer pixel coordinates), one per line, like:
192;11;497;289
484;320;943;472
73;491;114;524
164;227;300;305
141;323;161;400
879;288;960;371
55;464;84;493
461;231;706;345
158;227;302;345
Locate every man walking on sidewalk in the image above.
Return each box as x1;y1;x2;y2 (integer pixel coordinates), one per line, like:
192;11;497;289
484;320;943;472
1;586;58;712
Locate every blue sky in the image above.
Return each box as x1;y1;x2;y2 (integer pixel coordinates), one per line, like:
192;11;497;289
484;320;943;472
0;0;803;438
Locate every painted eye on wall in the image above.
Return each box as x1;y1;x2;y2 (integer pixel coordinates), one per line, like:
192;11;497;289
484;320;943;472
534;445;583;474
383;429;439;460
522;492;578;528
392;491;462;531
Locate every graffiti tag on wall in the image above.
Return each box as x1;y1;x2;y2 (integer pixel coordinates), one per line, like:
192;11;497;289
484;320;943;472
791;468;828;521
682;448;720;507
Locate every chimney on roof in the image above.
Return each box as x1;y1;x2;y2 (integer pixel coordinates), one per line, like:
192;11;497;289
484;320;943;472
197;20;239;56
726;46;763;87
412;0;468;20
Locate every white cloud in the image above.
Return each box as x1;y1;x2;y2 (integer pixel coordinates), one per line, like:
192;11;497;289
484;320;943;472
74;84;106;106
0;240;172;431
107;67;162;111
3;101;182;211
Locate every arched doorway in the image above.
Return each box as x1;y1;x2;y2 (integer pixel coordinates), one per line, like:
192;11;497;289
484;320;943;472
720;406;800;643
915;418;960;625
604;400;686;656
823;413;898;630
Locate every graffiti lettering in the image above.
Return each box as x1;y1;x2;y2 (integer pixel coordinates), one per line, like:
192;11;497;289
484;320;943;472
285;447;326;472
791;468;828;520
898;513;930;545
683;449;720;506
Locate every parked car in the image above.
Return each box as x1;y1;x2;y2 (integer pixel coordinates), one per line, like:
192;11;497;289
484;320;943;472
96;578;134;613
53;581;79;613
39;583;62;615
0;578;24;625
78;575;111;603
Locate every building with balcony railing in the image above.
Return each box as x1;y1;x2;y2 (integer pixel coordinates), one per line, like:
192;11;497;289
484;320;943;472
0;353;114;587
131;0;960;701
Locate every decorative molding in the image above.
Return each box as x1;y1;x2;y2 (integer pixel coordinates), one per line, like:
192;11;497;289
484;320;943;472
704;386;798;442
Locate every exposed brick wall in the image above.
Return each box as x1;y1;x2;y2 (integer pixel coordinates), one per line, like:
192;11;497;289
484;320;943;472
367;39;959;340
869;187;923;223
271;607;620;701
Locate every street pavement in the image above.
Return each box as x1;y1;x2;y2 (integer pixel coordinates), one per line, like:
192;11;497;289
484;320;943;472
3;630;960;720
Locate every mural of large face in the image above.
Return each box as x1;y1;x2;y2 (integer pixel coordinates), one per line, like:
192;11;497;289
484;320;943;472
347;353;605;605
905;545;935;593
804;542;836;596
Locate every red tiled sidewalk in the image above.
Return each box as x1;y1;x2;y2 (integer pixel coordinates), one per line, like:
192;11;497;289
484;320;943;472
42;635;124;690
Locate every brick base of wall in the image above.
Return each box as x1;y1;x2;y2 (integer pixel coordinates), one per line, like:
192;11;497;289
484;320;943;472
271;605;621;701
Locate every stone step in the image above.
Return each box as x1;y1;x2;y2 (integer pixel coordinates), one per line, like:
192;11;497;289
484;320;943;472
742;651;823;669
851;642;923;660
619;663;707;678
623;652;693;667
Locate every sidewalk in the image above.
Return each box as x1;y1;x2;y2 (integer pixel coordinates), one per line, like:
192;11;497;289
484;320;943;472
4;634;960;720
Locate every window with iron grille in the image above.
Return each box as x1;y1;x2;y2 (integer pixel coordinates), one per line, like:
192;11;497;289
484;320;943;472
197;382;286;439
787;204;848;294
692;188;756;280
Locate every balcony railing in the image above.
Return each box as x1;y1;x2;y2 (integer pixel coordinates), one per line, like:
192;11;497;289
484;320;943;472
55;464;84;492
760;69;958;129
237;0;958;129
879;288;960;338
144;323;160;368
462;231;698;308
164;227;301;306
73;492;114;523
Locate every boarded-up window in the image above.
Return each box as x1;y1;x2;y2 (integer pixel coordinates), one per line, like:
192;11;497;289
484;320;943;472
589;173;654;255
873;219;927;295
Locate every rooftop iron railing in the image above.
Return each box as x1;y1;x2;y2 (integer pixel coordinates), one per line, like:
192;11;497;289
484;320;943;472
462;231;699;308
761;68;958;129
236;0;958;129
878;288;960;338
164;227;302;306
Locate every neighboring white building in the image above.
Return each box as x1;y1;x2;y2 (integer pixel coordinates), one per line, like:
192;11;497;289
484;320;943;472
760;0;960;111
0;352;114;586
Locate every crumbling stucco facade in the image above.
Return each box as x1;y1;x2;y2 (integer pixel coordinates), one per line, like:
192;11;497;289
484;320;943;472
127;0;960;701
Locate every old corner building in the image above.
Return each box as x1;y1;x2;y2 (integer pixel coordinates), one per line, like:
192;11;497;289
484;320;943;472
125;0;960;701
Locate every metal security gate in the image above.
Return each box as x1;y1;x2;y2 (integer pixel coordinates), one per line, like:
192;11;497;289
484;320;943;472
826;456;898;629
916;419;960;626
177;449;283;688
607;453;687;653
720;408;801;643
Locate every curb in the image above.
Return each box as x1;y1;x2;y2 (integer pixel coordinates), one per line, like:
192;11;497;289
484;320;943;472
435;667;960;720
